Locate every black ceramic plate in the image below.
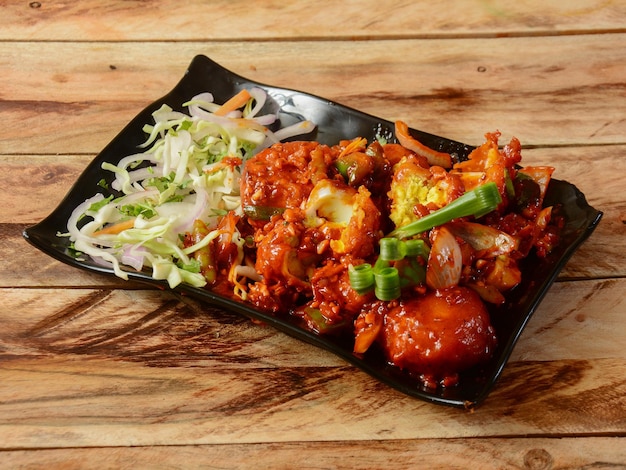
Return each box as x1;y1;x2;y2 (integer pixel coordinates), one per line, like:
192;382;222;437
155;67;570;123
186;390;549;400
23;55;602;408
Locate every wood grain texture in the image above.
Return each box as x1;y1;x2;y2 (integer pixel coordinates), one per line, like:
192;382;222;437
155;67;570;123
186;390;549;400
0;281;624;448
2;35;626;155
1;437;625;469
2;0;625;41
1;355;625;448
2;0;625;465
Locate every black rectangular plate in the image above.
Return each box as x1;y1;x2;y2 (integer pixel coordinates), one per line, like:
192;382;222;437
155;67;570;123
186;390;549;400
23;55;602;408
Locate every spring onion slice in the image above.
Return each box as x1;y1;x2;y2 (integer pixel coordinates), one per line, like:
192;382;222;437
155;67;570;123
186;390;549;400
348;263;375;294
349;239;430;300
379;238;429;261
374;267;401;301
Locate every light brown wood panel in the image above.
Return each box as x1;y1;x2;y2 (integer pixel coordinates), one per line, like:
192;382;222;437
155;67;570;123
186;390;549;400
510;278;626;361
0;155;91;223
3;281;624;366
2;0;625;41
1;281;624;448
1;436;624;469
2;35;626;154
1;355;624;448
0;288;341;368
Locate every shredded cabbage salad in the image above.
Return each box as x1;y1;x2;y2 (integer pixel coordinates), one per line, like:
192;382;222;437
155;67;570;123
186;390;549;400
65;88;315;289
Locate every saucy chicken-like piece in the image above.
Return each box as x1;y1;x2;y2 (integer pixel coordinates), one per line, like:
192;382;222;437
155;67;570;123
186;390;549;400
246;208;318;313
379;286;497;387
242;140;385;317
299;256;371;333
241;141;337;214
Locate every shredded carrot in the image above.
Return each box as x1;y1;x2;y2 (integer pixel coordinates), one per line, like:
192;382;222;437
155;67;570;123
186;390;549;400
338;137;367;159
229;264;249;300
214;89;253;117
395;120;452;169
92;218;136;236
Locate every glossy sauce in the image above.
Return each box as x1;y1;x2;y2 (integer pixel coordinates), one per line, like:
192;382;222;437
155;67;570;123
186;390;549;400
221;134;560;387
380;287;497;387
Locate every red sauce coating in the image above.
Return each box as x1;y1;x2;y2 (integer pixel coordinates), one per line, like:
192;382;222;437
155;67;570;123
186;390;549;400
241;141;337;211
380;287;497;387
199;131;562;387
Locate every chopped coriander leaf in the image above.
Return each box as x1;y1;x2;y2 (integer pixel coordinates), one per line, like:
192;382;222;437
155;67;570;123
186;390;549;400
120;203;157;219
87;195;114;212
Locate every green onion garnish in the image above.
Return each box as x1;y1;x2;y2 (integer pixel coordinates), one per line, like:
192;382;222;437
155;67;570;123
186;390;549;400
349;239;429;301
349;182;502;301
374;267;401;301
379;237;430;261
348;263;375;294
389;182;502;239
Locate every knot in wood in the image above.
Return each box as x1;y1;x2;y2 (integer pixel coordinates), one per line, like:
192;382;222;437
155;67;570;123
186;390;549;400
523;448;554;470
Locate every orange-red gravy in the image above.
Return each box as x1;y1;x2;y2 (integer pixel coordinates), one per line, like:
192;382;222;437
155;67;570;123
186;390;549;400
380;286;497;388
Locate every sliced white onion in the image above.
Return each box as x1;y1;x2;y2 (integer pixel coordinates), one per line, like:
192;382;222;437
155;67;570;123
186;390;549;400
234;264;262;282
251;113;277;126
167;187;209;235
121;244;148;271
126;167;162;186
126;181;161;198
188;92;215;105
426;225;463;290
273;120;316;142
446;221;519;258
246;87;267;118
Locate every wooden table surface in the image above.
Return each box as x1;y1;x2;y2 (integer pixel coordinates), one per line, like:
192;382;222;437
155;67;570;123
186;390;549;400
1;1;625;468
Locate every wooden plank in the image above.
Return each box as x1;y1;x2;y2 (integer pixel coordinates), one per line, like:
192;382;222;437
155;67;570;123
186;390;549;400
0;355;624;448
0;437;624;469
2;0;625;41
3;280;623;365
0;288;341;368
2;36;626;154
0;155;90;224
510;279;626;361
0;280;624;448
